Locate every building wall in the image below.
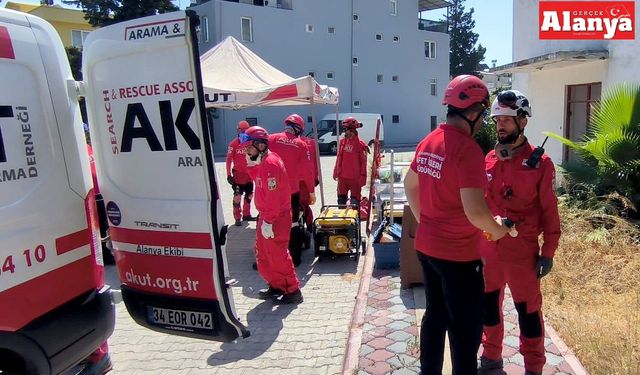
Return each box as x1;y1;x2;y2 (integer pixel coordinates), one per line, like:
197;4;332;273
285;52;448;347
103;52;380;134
191;0;450;153
510;0;639;164
4;2;93;48
512;60;607;165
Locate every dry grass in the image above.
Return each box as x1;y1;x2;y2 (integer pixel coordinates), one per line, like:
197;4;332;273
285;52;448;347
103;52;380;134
542;201;640;375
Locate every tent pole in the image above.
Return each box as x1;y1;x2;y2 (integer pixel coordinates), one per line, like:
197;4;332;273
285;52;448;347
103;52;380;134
310;97;325;207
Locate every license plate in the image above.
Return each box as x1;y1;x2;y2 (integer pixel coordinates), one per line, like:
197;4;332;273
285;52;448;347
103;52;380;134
147;306;213;330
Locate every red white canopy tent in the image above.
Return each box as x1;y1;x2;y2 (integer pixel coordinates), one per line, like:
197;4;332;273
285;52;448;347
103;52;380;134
199;36;340;205
199;36;338;109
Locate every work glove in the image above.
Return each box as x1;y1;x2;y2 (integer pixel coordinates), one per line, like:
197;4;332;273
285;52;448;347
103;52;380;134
333;172;338;181
227;175;234;185
535;256;553;278
309;193;316;205
261;221;274;239
359;174;367;187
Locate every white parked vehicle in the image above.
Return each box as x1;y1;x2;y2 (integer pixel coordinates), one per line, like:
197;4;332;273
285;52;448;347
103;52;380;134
310;113;384;154
0;8;247;374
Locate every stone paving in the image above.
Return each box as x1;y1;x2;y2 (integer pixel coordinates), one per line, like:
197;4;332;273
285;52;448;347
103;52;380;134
351;263;589;375
101;155;360;375
87;152;589;375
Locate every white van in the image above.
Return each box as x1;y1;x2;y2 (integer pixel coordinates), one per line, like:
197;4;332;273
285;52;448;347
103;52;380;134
310;113;384;154
1;8;247;374
0;9;113;374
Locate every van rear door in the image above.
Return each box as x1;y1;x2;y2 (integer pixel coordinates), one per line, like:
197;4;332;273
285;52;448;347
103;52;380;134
82;11;248;342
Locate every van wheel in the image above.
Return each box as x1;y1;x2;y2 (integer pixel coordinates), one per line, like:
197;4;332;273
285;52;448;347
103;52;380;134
329;142;338;155
0;349;27;374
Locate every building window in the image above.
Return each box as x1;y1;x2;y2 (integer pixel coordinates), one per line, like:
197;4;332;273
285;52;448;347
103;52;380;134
393;35;400;43
353;14;359;21
71;30;90;48
392;75;399;83
564;82;602;162
306;24;314;33
328;26;335;34
392;115;399;123
246;117;258;126
327;72;334;80
353;100;360;108
352;57;358;66
425;40;436;59
308;71;315;78
202;16;209;42
430;78;437;96
390;0;397;16
375;33;383;41
307;116;313;123
377;74;383;83
430;116;438;131
241;17;253;42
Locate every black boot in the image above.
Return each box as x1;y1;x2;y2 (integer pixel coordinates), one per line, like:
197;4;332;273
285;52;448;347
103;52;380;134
477;356;503;375
242;215;256;221
275;289;303;305
257;286;284;300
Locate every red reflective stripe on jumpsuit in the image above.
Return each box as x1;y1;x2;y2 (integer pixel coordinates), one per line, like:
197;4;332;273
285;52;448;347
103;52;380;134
481;144;561;373
247;152;300;294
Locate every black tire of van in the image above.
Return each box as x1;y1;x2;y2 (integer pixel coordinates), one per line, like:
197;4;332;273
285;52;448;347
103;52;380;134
0;287;114;375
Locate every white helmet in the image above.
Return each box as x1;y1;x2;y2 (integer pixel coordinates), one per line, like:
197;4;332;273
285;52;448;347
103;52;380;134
490;90;532;118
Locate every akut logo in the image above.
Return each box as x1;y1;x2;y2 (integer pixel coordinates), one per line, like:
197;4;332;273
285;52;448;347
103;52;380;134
539;1;635;40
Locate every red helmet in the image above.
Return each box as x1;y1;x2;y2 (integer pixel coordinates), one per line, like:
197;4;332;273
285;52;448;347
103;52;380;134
442;75;490;109
342;117;361;130
240;126;269;145
237;120;250;131
284;113;305;132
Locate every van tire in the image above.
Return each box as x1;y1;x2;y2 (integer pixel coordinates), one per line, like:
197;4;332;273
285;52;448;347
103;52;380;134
329;142;338;155
0;349;27;374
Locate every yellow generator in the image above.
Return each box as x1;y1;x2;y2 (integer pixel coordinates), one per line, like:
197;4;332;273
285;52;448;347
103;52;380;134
313;205;362;261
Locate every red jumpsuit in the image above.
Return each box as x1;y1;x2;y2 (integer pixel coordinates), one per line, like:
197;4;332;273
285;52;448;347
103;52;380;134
299;136;319;228
481;143;561;374
86;145;111;369
226;138;253;221
333;135;367;204
246;151;300;294
269;131;315;266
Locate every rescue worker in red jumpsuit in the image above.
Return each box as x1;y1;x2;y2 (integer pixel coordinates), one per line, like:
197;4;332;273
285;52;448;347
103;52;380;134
268;114;316;266
226;120;255;226
299;134;320;246
333;117;368;205
479;90;561;375
241;126;303;304
81;123;113;375
404;75;512;375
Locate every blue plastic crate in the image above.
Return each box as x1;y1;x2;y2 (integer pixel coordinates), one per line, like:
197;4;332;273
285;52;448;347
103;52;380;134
373;241;400;269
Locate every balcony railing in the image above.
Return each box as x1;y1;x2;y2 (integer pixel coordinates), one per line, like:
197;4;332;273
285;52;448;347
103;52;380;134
418;18;447;33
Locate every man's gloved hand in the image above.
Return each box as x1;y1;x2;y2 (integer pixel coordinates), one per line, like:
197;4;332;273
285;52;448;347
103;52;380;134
261;221;274;239
359;174;367;187
535;256;553;278
309;193;316;205
227;175;234;185
333;172;338;181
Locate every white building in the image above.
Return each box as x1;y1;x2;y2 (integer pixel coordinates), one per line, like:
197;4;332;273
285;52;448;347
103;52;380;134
189;0;451;153
492;0;639;165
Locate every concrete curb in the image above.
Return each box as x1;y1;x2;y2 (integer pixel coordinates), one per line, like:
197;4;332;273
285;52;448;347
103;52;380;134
342;238;375;375
545;322;590;375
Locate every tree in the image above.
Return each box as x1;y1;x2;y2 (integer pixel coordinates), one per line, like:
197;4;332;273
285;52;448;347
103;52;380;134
447;0;486;77
63;0;178;27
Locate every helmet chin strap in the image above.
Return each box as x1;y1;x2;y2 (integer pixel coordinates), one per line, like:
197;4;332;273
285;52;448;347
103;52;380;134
456;111;483;135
